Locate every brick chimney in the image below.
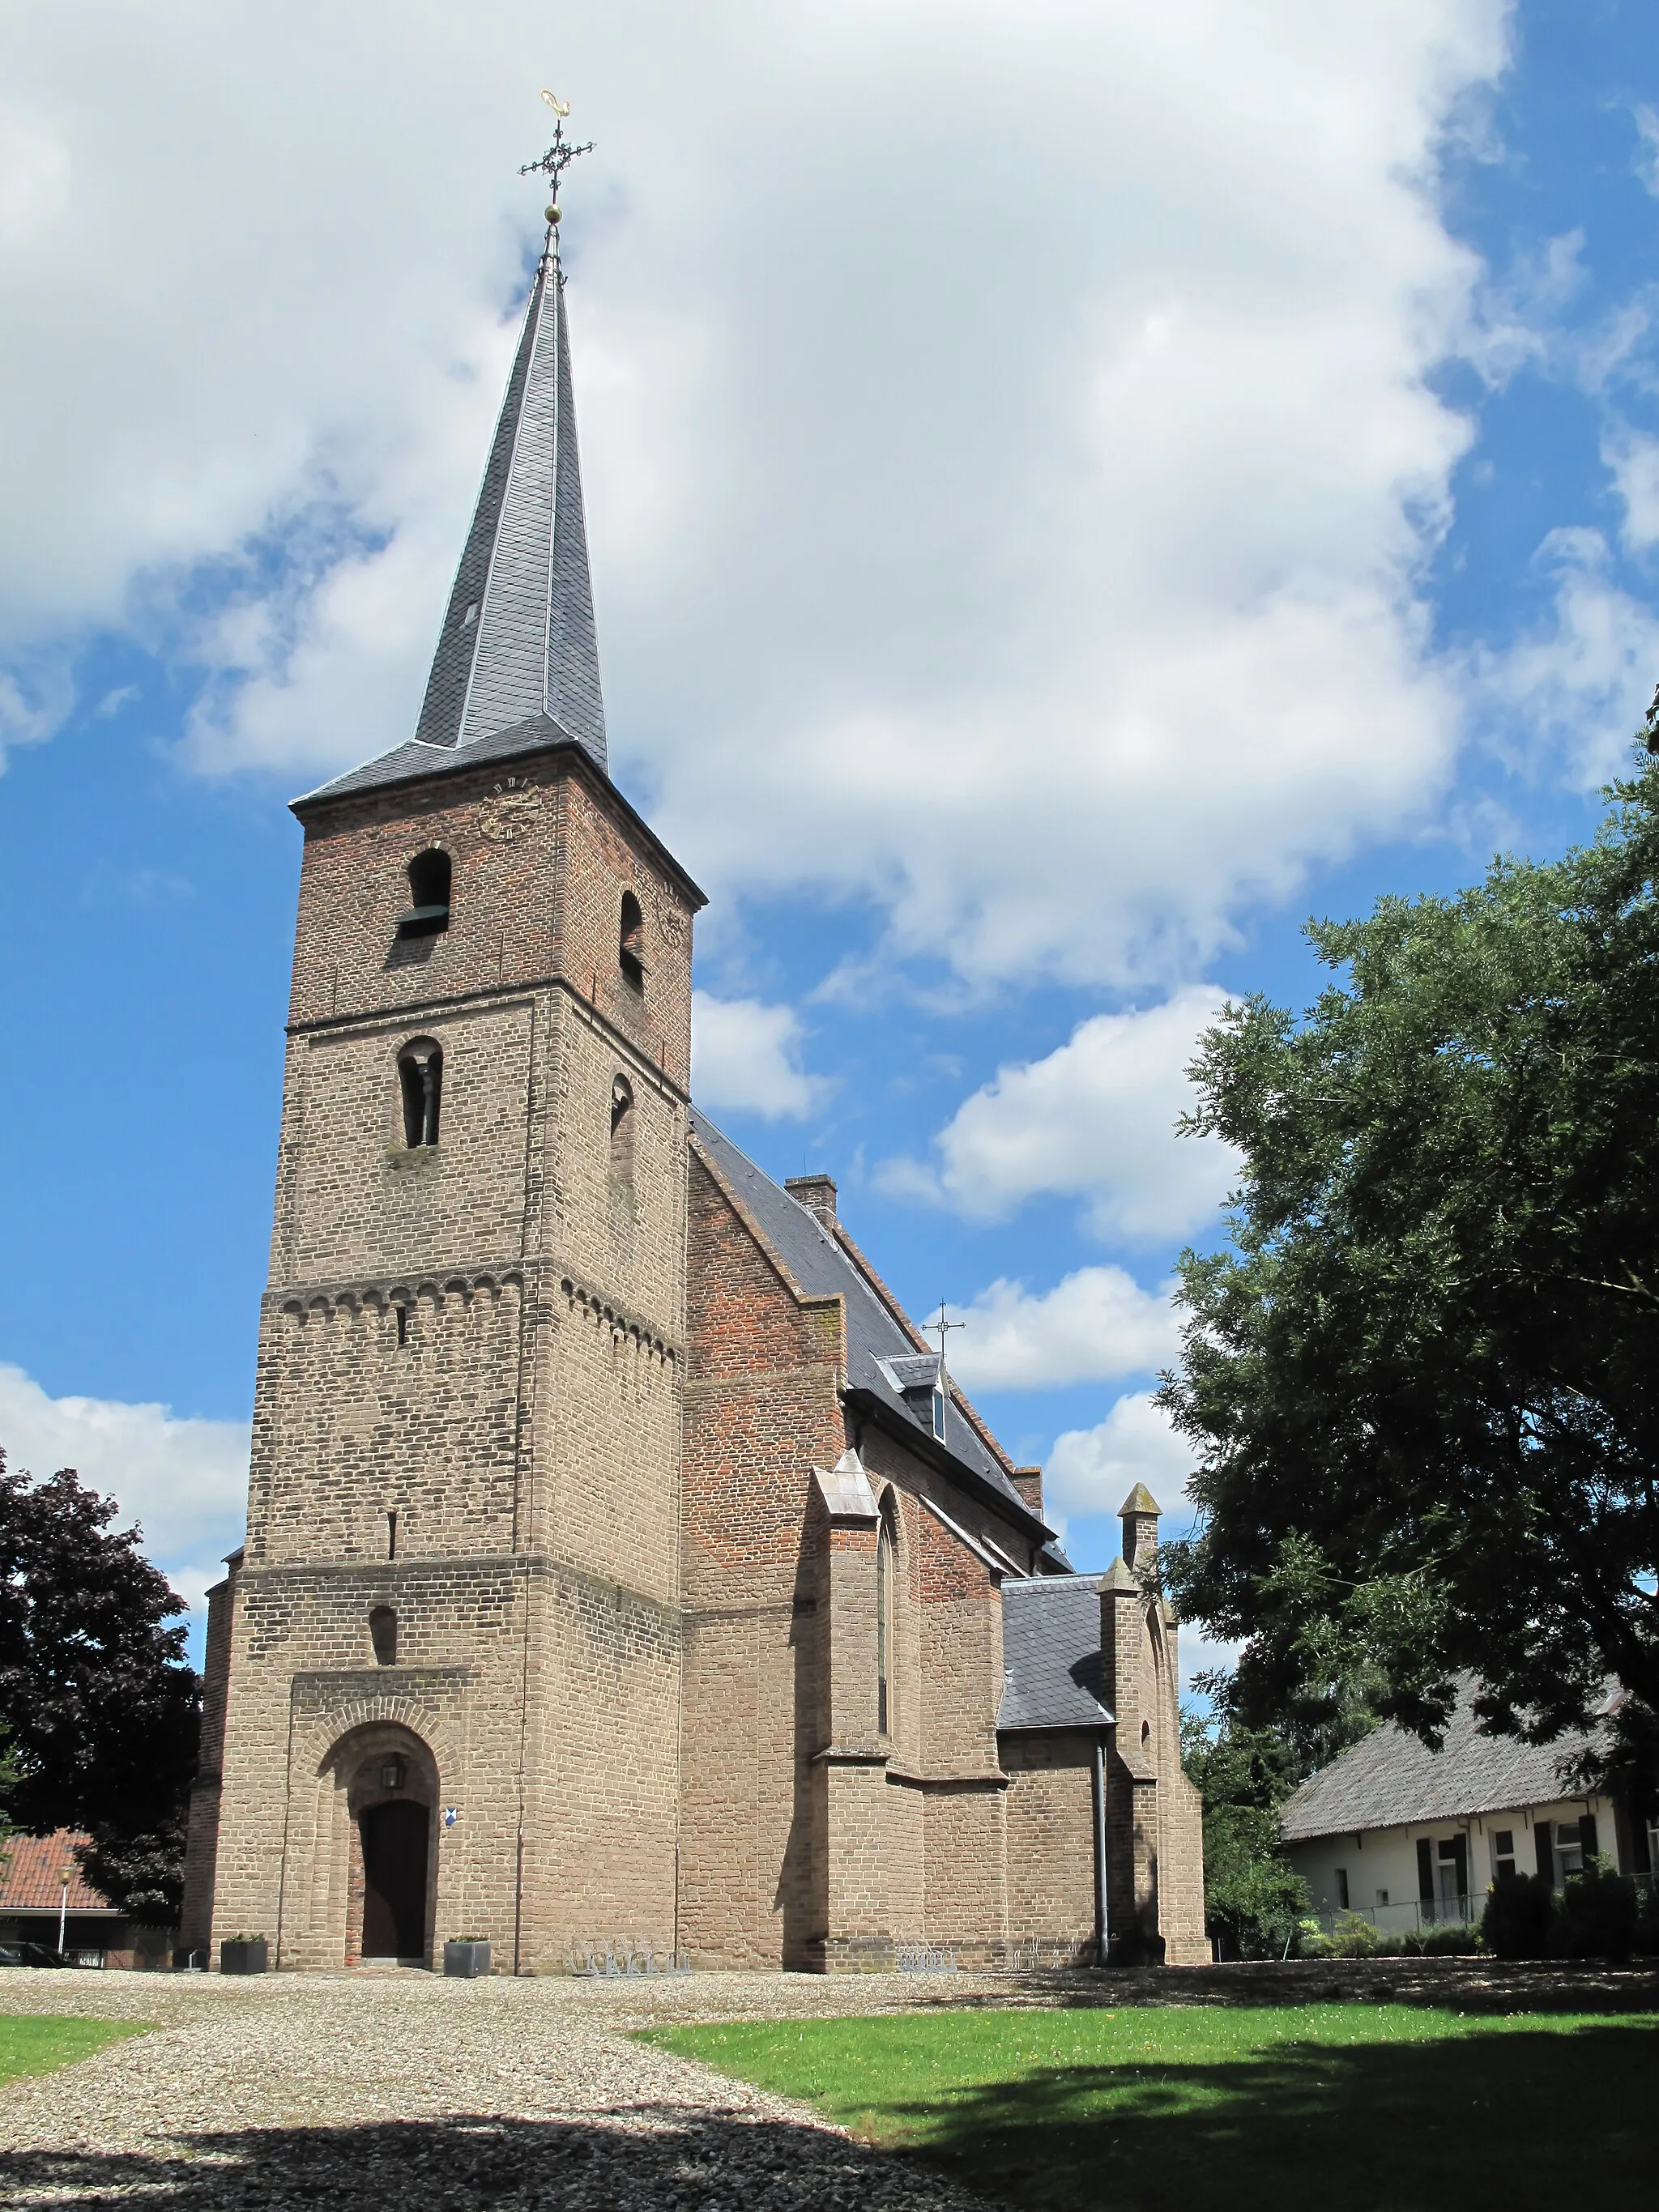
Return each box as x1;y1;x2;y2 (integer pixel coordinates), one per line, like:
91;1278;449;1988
1010;1467;1043;1518
785;1173;838;1222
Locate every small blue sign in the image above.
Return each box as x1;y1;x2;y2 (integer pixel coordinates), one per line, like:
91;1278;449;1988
442;1806;458;1827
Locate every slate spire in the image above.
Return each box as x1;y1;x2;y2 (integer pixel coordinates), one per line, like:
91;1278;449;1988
412;215;606;769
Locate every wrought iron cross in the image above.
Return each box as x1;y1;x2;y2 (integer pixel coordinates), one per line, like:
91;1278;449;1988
929;1302;966;1387
520;89;595;203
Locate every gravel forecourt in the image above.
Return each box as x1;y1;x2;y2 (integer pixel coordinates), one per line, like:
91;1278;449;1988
0;1967;1000;2210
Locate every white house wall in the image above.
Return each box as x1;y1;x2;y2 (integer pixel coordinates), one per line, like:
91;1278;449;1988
1286;1792;1620;1930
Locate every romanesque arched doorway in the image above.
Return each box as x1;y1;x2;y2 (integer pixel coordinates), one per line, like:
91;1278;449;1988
317;1724;439;1967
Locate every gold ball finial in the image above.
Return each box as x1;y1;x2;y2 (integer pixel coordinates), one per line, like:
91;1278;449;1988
545;203;561;224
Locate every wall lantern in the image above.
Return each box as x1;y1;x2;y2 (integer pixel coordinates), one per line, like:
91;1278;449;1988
381;1755;405;1792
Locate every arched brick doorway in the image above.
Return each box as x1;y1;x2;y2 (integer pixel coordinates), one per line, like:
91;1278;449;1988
315;1724;438;1967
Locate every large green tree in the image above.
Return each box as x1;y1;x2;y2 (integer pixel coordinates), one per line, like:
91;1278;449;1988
1160;746;1659;1756
0;1451;200;1918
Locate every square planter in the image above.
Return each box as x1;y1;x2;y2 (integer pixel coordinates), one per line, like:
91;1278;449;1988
221;1937;268;1975
444;1939;491;1980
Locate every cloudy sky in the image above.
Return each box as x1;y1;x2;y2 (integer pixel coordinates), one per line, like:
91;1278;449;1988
3;0;1656;1674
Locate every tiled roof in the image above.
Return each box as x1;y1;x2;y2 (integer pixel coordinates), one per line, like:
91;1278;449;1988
1279;1677;1601;1841
689;1110;1048;1538
1000;1575;1113;1730
0;1831;112;1915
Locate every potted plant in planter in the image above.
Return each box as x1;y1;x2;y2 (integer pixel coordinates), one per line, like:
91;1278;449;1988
444;1934;491;1979
221;1933;269;1975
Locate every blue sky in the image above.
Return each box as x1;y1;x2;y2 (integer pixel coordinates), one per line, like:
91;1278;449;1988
4;1;1658;1676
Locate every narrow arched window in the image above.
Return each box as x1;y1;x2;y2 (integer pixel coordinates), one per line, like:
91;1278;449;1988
609;1072;635;1183
619;891;645;991
399;1040;442;1148
369;1606;398;1665
876;1503;896;1737
398;850;451;939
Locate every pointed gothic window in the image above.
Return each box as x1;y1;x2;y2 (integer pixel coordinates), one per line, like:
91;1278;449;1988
619;891;645;991
876;1502;897;1737
398;850;451;939
609;1073;635;1183
399;1041;442;1148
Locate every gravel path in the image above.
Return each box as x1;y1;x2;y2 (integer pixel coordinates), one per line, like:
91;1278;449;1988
0;1967;1000;2209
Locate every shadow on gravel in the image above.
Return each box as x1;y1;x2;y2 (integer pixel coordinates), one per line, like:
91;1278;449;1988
0;2109;980;2212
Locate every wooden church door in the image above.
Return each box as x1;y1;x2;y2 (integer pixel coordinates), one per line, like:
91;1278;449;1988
360;1801;429;1959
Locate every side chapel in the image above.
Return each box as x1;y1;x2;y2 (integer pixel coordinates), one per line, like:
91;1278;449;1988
180;143;1205;1974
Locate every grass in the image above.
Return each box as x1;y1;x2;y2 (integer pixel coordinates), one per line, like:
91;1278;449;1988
644;2002;1659;2211
0;2014;150;2086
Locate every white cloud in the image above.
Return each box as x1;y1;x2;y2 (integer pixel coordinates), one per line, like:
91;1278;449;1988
1602;424;1659;553
0;1364;248;1617
1045;1392;1193;1529
948;1268;1178;1392
881;986;1239;1241
1468;527;1659;783
1632;105;1659;197
691;990;831;1120
0;0;1511;986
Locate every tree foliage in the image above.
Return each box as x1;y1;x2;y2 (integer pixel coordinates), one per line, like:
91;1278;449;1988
1179;1707;1310;1956
1160;749;1659;1757
0;1450;199;1918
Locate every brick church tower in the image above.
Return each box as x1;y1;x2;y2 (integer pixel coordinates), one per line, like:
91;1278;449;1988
182;136;1206;1976
181;187;706;1970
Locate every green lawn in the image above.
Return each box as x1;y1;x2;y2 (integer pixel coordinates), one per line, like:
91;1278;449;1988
645;2003;1659;2211
0;2014;150;2086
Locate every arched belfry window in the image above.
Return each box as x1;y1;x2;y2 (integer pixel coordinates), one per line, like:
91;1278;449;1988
876;1501;897;1737
609;1072;635;1183
399;1040;442;1148
397;850;451;939
619;891;645;991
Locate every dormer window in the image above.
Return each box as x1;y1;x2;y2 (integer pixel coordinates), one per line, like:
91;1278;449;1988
397;850;451;940
619;891;645;991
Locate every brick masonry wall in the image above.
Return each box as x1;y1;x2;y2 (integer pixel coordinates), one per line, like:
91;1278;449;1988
1002;1732;1098;1959
192;751;694;1973
680;1149;843;1966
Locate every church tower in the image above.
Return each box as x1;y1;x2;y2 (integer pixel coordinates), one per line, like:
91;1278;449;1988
181;134;705;1971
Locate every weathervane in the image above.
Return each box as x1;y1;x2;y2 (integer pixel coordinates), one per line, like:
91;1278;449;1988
521;89;594;258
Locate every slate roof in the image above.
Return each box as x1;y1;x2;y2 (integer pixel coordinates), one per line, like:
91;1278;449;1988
1278;1676;1605;1841
999;1575;1112;1729
297;237;607;811
0;1831;112;1916
689;1110;1051;1542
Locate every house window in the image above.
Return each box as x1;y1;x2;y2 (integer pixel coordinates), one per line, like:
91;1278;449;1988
399;1042;442;1148
1555;1823;1585;1881
1436;1835;1468;1916
398;849;451;938
876;1503;896;1737
1375;1889;1389;1907
619;891;645;991
369;1607;398;1666
1335;1868;1350;1910
1492;1829;1516;1883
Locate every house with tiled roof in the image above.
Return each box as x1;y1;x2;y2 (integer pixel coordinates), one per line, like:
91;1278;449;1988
1280;1678;1657;1933
0;1830;172;1969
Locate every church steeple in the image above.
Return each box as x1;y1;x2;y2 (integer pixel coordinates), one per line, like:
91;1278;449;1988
412;114;606;769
